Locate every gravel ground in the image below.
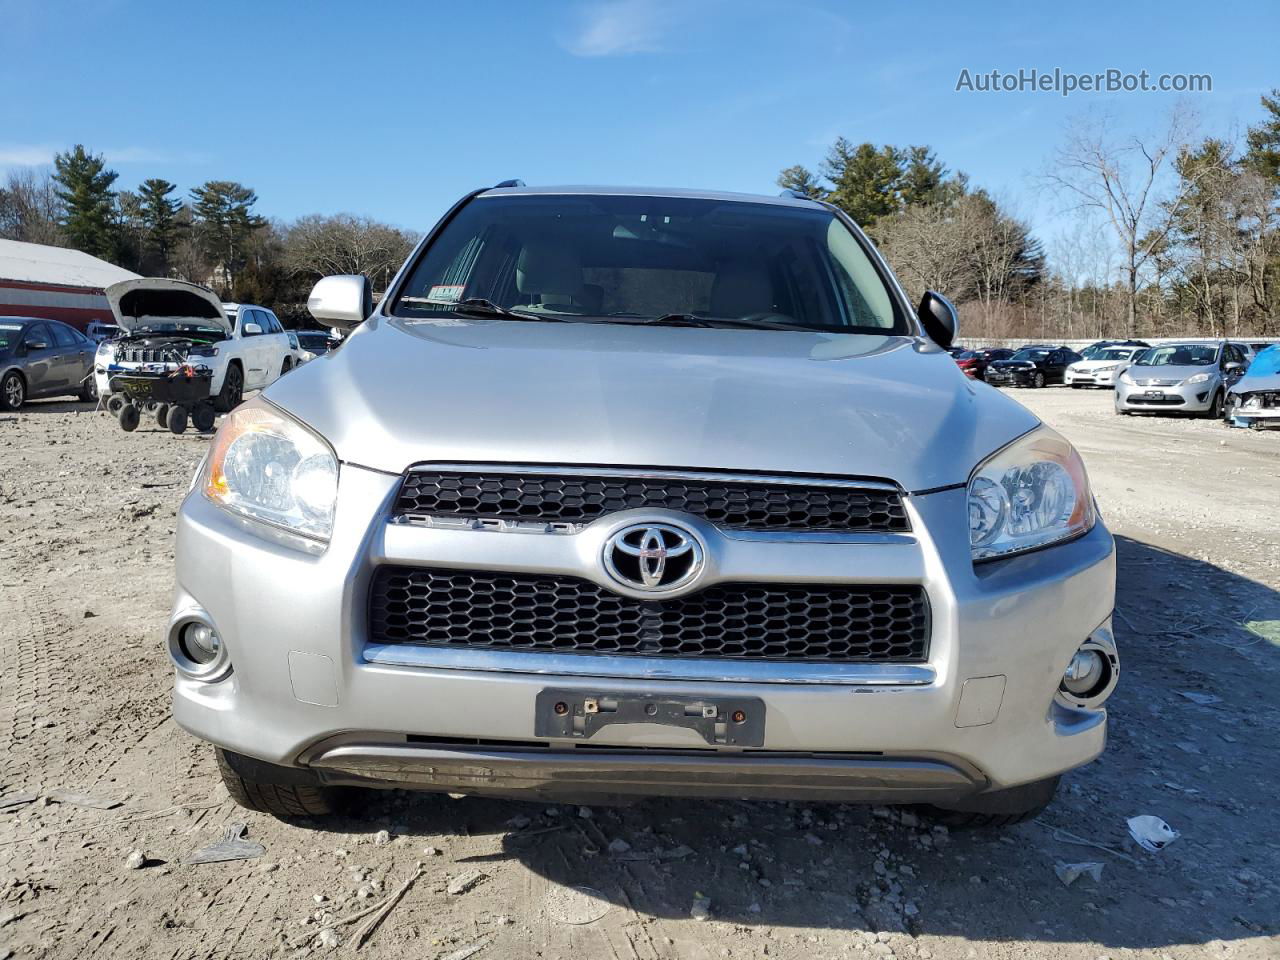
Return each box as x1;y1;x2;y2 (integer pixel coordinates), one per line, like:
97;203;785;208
0;386;1277;960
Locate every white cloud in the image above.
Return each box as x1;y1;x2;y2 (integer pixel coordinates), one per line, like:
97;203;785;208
562;0;673;57
0;145;56;167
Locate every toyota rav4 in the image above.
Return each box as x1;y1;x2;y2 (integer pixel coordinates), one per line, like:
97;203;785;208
169;184;1118;827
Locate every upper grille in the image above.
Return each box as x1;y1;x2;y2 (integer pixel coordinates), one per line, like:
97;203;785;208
394;470;908;533
117;346;184;364
368;567;929;663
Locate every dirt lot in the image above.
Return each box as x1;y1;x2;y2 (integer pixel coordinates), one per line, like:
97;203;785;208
1;386;1277;960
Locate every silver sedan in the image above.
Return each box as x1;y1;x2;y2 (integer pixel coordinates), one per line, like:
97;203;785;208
1115;341;1249;417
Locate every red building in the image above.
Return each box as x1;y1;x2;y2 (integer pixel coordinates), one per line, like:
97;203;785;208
0;238;140;333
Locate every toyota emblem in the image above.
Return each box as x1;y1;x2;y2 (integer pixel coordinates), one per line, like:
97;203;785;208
603;522;704;592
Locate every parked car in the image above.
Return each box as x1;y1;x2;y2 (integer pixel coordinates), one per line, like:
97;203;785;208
1080;339;1148;360
295;330;339;362
170;183;1116;828
85;321;121;342
985;346;1082;388
95;280;293;412
1224;345;1280;429
954;347;1014;381
285;331;304;370
1114;340;1249;417
1064;345;1146;389
0;316;97;409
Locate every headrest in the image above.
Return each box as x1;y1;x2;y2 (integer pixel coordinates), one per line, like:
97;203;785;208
710;262;774;318
517;244;584;296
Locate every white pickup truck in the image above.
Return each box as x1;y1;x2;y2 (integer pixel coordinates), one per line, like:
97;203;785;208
95;278;293;411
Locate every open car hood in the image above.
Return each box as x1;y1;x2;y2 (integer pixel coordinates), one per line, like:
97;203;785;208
105;278;232;335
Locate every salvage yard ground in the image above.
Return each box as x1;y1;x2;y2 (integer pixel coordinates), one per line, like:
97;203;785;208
0;388;1277;960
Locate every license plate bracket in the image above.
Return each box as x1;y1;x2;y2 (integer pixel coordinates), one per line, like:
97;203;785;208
535;690;765;746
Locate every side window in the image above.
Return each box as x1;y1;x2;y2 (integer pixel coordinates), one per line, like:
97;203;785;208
266;312;284;335
50;324;78;348
24;323;49;347
252;309;276;334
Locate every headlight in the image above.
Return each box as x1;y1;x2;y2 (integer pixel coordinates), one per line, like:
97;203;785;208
1118;370;1134;384
203;397;338;543
1184;373;1210;384
968;426;1095;562
1095;364;1117;373
188;344;219;358
96;340;115;358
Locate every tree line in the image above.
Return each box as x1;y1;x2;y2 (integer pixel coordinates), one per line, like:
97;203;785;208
0;146;418;322
779;88;1280;341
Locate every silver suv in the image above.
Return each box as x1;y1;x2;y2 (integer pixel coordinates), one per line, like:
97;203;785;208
169;184;1117;827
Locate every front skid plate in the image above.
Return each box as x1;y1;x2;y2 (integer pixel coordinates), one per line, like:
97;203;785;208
534;689;765;747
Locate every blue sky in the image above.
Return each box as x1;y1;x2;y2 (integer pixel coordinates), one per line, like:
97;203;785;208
2;0;1277;253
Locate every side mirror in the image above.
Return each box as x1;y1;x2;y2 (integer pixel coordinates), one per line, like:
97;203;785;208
25;339;49;351
308;275;372;332
917;290;958;349
1224;361;1243;373
242;322;263;335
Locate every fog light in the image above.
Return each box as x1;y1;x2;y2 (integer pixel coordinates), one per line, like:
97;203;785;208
1056;627;1119;710
1063;649;1104;694
180;623;220;663
168;614;231;681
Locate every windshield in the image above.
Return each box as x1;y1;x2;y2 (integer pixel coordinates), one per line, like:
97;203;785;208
1134;344;1218;367
297;333;331;349
1095;348;1137;361
392;194;906;334
1010;348;1050;361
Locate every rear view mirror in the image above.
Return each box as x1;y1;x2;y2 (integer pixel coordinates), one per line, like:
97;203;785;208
917;290;959;349
308;275;372;332
243;322;263;335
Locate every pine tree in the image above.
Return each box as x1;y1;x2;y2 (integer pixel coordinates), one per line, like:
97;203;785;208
139;178;183;271
823;141;901;228
1244;88;1280;183
776;165;826;199
896;146;949;208
51;145;118;258
191;180;267;296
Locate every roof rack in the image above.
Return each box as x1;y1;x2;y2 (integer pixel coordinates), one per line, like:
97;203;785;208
493;179;526;188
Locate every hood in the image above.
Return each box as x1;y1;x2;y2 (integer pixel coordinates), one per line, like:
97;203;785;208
105;278;232;334
1071;357;1132;370
1126;364;1216;382
263;316;1041;492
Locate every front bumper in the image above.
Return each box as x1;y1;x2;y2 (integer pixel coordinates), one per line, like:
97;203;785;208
1115;378;1215;412
1065;370;1119;387
985;368;1039;387
170;464;1116;802
96;358;226;397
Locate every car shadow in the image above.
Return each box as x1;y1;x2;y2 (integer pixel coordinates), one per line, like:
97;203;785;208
292;534;1280;949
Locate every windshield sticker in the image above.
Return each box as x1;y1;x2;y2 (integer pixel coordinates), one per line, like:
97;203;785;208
425;285;465;304
0;324;24;331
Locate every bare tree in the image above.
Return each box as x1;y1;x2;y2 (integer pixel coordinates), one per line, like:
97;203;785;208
283;214;418;293
0;167;64;245
1047;106;1200;336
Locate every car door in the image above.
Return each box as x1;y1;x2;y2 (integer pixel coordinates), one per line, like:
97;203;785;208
260;310;290;382
1222;344;1247;389
236;309;268;387
50;322;92;394
20;323;60;395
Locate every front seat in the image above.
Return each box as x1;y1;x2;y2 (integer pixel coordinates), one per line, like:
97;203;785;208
709;262;776;319
516;244;590;314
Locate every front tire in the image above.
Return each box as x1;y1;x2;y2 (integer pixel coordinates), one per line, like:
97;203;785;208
78;375;98;403
216;748;337;818
106;393;126;415
166;405;189;434
915;775;1059;829
1032;371;1046;389
213;363;244;413
118;403;140;432
1204;390;1224;420
0;371;25;411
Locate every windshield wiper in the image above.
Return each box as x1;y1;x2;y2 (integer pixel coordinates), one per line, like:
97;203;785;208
641;313;824;332
449;298;564;322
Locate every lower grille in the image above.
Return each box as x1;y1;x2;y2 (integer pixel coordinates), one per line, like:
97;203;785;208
1128;395;1185;406
368;567;929;663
